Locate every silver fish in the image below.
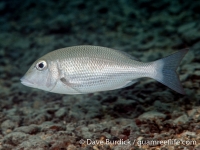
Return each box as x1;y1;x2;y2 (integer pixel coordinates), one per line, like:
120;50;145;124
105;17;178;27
21;45;188;95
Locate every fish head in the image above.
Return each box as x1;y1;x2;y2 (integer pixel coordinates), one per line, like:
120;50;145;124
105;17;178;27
21;59;58;92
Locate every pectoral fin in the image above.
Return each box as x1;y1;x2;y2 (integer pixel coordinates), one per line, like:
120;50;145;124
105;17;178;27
60;77;83;94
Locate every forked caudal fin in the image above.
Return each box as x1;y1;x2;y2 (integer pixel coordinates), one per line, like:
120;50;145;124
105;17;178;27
150;48;189;94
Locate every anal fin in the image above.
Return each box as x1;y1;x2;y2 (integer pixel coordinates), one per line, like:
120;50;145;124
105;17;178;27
121;80;138;88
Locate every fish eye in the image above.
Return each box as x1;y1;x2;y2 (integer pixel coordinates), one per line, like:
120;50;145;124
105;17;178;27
36;60;47;71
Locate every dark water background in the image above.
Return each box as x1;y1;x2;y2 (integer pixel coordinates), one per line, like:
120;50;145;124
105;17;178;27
1;0;200;77
0;0;200;149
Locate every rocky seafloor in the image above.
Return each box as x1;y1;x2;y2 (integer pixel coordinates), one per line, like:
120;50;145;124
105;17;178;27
0;0;200;149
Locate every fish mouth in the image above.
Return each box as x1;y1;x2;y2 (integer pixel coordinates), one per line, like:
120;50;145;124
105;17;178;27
20;77;35;88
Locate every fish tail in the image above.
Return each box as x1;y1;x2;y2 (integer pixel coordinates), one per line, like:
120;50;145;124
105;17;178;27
149;48;189;94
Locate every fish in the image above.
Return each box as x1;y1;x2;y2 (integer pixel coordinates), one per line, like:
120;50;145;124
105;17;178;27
20;45;188;95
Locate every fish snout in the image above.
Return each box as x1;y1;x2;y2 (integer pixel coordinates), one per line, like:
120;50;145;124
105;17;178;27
20;76;35;87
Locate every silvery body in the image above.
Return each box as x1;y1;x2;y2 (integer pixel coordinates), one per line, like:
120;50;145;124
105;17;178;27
21;45;188;94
